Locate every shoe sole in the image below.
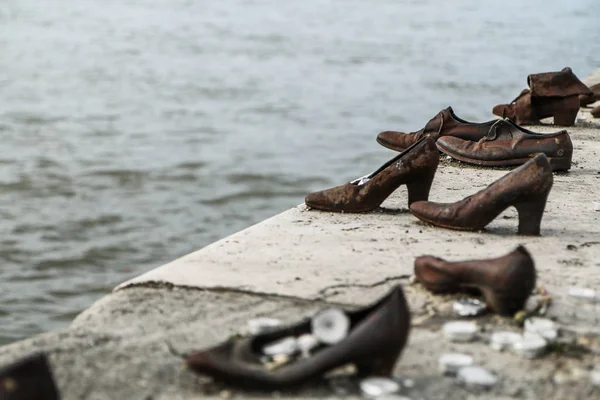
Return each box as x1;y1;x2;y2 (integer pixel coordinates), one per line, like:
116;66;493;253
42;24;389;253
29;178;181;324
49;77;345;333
436;142;571;171
412;211;483;232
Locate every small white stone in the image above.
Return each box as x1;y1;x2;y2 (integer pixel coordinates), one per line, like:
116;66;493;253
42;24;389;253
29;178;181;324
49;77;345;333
443;321;478;342
490;331;522;351
524;318;558;341
297;333;319;357
457;366;497;389
262;336;298;356
439;353;474;375
247;317;282;335
591;365;600;387
452;298;487;317
403;378;415;388
359;377;400;398
524;296;540;312
512;333;547;358
593;201;600;211
311;308;350;345
568;287;597;301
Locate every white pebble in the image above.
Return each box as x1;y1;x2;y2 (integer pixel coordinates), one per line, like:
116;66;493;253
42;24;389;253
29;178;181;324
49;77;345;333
524;318;558;341
359;377;400;398
593;201;600;211
297;333;319;357
568;287;596;301
452;298;487;317
457;366;497;389
247;317;282;335
443;321;478;342
591;365;600;387
262;336;298;356
311;308;350;345
512;333;547;358
490;331;522;351
439;353;474;375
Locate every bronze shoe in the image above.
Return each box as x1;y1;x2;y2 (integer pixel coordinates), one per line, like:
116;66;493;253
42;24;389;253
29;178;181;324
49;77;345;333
0;353;60;400
591;104;600;119
409;153;553;235
414;246;536;315
186;285;411;390
579;83;600;107
376;107;497;152
305;136;439;213
436;118;573;171
493;67;591;126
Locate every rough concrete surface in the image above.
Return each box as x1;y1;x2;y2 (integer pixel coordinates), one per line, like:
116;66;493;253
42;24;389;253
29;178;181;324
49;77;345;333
0;108;599;399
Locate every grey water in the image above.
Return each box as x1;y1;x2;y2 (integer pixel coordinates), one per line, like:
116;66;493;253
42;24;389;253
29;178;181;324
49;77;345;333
0;0;599;345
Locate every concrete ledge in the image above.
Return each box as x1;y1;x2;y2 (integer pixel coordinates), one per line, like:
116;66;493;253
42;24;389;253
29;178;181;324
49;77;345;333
0;110;599;399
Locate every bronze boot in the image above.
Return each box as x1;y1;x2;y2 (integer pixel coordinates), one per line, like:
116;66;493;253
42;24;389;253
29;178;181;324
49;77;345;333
436;118;573;171
186;285;411;390
409;153;553;235
414;246;536;315
376;107;497;152
493;67;592;126
305;136;439;213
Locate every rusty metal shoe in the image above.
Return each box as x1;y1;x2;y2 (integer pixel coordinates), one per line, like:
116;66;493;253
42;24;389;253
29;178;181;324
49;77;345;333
376;107;497;152
0;353;60;400
493;67;591;126
409;153;553;235
414;246;536;315
305;136;439;213
436;118;573;171
579;83;600;107
185;285;411;390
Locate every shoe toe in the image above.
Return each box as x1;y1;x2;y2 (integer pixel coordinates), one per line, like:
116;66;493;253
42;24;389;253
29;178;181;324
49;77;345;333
492;104;511;118
436;136;470;155
409;200;431;218
377;130;411;151
305;189;330;210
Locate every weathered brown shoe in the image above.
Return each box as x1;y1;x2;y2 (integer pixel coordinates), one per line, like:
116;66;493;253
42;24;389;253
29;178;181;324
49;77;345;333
436;118;573;171
409;153;553;235
0;353;60;400
493;67;592;126
414;246;536;315
376;107;497;152
186;285;411;390
305;137;439;213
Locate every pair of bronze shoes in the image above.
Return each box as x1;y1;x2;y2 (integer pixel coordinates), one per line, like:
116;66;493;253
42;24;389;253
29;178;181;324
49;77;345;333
492;67;591;126
377;107;573;171
305;137;553;235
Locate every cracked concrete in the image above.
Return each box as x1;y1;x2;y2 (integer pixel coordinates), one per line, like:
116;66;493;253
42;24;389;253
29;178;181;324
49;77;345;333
0;106;599;399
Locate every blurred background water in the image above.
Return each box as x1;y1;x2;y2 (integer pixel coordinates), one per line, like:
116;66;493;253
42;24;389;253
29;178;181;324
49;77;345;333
0;0;598;344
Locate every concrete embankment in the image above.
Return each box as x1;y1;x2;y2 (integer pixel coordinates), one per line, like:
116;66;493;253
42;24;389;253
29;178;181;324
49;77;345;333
0;109;599;399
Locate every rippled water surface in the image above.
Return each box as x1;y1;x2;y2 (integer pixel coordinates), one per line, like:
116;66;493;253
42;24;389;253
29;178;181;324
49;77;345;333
1;0;599;344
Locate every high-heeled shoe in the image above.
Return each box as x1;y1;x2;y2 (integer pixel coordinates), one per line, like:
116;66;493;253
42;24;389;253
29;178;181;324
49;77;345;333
493;67;591;126
376;107;498;152
305;137;439;212
409;153;553;235
414;246;536;315
185;285;411;390
0;353;60;400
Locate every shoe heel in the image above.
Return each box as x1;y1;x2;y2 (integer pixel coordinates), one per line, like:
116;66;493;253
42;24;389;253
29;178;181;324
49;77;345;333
553;96;579;126
480;287;528;316
514;195;549;236
355;354;397;377
407;172;435;205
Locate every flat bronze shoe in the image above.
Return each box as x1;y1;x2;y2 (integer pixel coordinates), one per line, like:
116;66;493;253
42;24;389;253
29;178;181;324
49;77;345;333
186;285;411;390
305;136;439;213
436;118;573;171
492;67;591;126
376;107;497;152
409;153;553;235
414;246;536;315
0;353;60;400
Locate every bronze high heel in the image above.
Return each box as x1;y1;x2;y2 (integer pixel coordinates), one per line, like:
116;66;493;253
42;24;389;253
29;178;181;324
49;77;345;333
414;246;536;316
185;285;411;390
409;153;553;235
305;136;439;213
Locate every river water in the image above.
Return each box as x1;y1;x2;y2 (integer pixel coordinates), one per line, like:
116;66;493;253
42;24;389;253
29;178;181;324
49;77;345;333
0;0;598;344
